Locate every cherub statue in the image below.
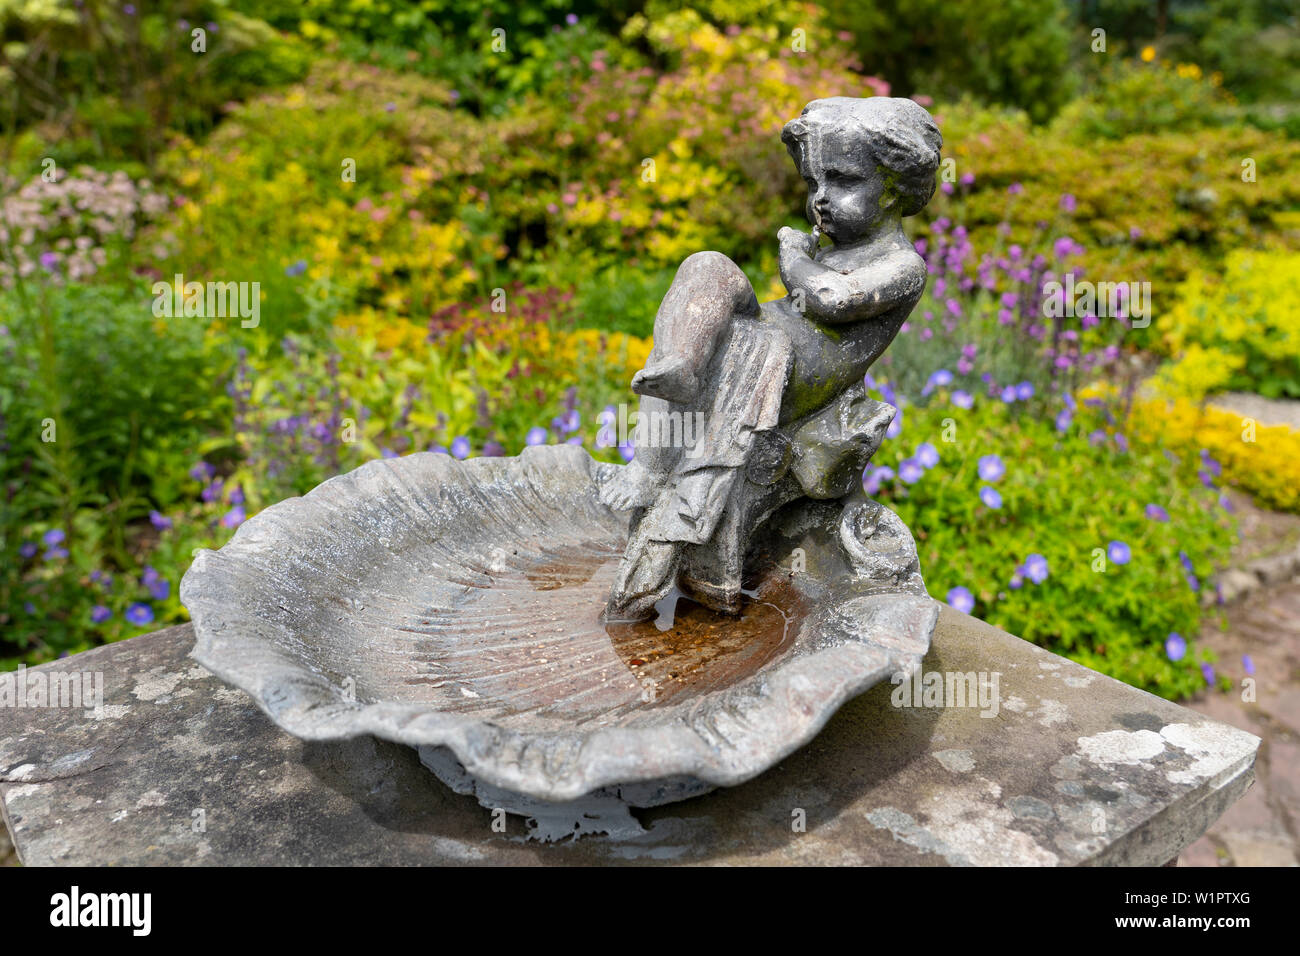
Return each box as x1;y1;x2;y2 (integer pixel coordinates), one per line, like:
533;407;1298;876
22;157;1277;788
598;96;942;622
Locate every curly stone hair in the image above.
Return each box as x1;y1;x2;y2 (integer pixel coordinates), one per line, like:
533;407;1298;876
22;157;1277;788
782;96;943;219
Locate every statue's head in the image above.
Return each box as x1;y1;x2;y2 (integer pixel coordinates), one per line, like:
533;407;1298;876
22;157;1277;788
782;97;942;243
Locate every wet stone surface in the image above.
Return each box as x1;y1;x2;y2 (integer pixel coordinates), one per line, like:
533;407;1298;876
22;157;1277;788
0;610;1258;865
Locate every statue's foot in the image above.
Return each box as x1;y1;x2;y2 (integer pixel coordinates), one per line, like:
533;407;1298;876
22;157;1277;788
597;460;661;511
631;359;699;404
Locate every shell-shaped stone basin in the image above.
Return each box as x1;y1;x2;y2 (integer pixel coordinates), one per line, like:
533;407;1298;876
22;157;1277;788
181;445;937;803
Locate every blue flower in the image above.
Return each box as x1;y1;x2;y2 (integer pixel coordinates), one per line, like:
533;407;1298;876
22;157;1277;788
450;436;471;459
1023;553;1049;584
125;603;155;627
1000;385;1018;403
1242;654;1254;676
525;426;548;446
90;605;112;624
1144;504;1169;522
1201;662;1215;684
1015;380;1034;401
951;389;974;409
862;465;894;496
1107;540;1131;565
977;454;1005;482
978;485;1002;509
946;586;975;614
43;528;65;546
915;442;940;469
1055;409;1072;432
149;510;173;530
221;505;246;528
1165;632;1186;661
18;541;36;559
618;442;635;462
898;457;924;484
285;260;307;277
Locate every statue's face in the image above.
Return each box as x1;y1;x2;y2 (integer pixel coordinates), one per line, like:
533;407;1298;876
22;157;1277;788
795;127;886;244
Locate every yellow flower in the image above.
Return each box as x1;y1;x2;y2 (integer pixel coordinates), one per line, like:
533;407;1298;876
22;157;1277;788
1140;46;1156;63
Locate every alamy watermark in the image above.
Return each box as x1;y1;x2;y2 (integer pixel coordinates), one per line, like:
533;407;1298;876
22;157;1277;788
0;664;104;714
597;403;706;458
890;668;1001;718
1042;273;1150;328
151;273;260;328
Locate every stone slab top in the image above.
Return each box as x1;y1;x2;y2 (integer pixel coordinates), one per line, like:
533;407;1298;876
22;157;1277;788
0;609;1259;866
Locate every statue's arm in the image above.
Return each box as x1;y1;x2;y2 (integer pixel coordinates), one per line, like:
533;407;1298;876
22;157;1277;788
778;232;926;324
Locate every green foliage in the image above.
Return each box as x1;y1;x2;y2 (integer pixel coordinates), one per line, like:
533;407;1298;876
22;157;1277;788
874;393;1236;699
1053;58;1233;141
822;0;1077;123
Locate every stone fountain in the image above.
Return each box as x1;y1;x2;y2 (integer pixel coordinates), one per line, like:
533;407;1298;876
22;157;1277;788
180;96;947;841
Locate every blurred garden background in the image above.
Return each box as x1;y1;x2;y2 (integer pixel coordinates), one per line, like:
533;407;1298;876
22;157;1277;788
1;0;1298;706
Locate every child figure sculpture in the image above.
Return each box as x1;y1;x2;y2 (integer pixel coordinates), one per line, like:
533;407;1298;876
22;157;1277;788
599;96;942;622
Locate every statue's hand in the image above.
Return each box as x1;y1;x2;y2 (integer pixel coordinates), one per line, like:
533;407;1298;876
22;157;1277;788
778;226;818;261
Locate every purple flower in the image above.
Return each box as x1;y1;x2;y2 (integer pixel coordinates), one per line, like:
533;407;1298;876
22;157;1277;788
125;603;155;627
189;461;215;481
552;409;580;434
1114;433;1129;453
525;426;548;446
946;586;975;614
1015;381;1034;401
926;368;953;392
450;436;471;459
18;541;37;559
886;409;903;440
483;441;506;457
1242;655;1255;676
39;251;60;272
43;528;65;546
147;576;170;601
1055;409;1072;432
384;102;396;113
1178;550;1194;574
978;485;1002;509
1219;494;1235;513
1000;385;1018;403
149;510;173;530
1060;193;1077;213
566;13;579;25
862;465;894;496
44;545;69;560
221;505;246;528
951;390;974;409
1201;662;1215;684
1023;553;1049;584
618;442;635;462
1107;540;1131;565
91;605;112;624
1145;504;1170;522
898;457;924;484
1165;632;1186;661
1007;182;1023;195
977;454;1005;483
229;485;245;506
285;260;307;277
915;442;940;469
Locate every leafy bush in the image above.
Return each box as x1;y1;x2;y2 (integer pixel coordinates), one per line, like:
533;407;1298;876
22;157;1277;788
1053;57;1234;141
871;390;1236;699
1158;249;1300;399
821;0;1076;123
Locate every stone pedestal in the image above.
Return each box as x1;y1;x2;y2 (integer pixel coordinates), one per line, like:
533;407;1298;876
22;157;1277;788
0;609;1258;865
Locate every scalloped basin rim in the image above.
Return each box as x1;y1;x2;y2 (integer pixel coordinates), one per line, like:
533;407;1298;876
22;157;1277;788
183;446;938;803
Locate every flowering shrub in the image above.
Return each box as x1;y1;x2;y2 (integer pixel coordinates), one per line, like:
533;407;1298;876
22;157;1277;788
865;385;1237;699
924;98;1300;290
0;167;171;287
1130;397;1300;514
1159;249;1300;400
